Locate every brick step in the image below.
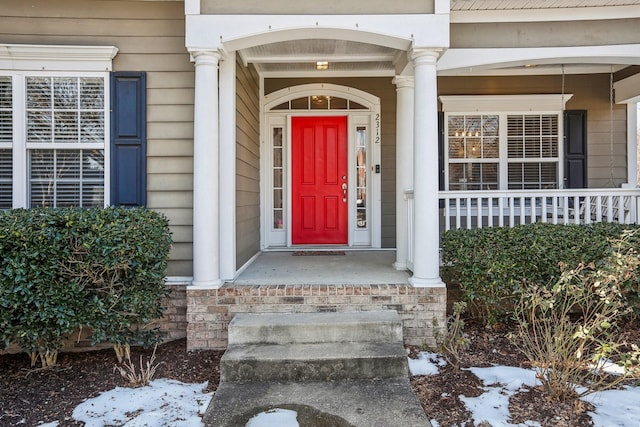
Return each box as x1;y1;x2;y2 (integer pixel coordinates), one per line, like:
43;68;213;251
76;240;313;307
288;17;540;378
220;342;408;382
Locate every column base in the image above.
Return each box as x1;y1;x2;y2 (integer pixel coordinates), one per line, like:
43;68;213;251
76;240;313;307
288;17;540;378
393;261;409;271
408;276;446;288
189;279;223;290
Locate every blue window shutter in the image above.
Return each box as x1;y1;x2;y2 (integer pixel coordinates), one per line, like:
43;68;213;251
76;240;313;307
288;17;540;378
110;72;147;206
563;110;587;189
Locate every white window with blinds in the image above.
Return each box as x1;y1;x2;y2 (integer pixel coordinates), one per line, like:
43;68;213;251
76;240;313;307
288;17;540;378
0;43;116;209
507;114;559;190
0;77;12;209
26;76;106;207
440;95;572;191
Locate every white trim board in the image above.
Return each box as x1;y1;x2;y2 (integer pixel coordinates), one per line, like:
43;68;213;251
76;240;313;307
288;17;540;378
0;44;118;71
439;94;573;112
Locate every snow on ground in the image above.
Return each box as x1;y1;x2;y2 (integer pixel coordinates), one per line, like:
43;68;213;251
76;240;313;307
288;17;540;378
407;351;446;376
245;408;299;427
69;378;212;427
584;387;640;427
461;366;541;427
408;351;640;427
36;354;640;427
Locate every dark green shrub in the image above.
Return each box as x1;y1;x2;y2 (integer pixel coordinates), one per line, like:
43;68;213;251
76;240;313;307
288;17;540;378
0;208;172;366
441;222;638;325
63;208;172;361
0;209;83;366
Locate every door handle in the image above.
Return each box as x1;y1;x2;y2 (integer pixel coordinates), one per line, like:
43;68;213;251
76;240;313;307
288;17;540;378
342;183;347;202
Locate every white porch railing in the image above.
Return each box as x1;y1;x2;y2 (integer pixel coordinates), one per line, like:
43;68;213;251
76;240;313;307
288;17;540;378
439;189;640;231
404;189;640;270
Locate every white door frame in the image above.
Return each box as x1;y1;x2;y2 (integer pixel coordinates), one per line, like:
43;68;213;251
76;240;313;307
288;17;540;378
261;83;382;249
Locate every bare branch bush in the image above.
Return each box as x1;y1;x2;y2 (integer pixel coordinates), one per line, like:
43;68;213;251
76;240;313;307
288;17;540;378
510;239;640;401
114;344;163;387
433;301;470;371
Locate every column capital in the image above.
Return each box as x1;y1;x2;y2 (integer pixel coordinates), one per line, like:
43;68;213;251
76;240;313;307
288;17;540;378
392;76;414;90
409;48;442;64
189;49;222;65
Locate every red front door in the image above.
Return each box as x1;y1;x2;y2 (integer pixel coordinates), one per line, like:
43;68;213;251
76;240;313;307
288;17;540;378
292;116;348;244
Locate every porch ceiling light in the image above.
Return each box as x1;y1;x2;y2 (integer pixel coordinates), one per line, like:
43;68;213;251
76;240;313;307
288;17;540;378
316;61;329;70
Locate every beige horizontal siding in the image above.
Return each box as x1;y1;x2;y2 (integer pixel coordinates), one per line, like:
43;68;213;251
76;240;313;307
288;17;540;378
170;225;193;243
148;105;194;123
166;261;192;277
148;88;195;105
236;59;261;270
451;18;640;48
147;139;194;157
148;72;195;89
169;243;193;261
154;208;194;226
2;0;195;276
148;157;193;174
147;122;194;140
201;0;434;14
1;18;184;37
147;191;192;209
147;174;192;191
114;54;193;72
3;0;184;19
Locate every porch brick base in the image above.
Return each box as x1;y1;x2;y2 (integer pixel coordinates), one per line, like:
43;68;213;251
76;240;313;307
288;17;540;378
159;284;189;341
185;284;447;350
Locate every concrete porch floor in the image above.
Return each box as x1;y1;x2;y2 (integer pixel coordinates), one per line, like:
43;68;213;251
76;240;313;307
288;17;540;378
233;250;410;285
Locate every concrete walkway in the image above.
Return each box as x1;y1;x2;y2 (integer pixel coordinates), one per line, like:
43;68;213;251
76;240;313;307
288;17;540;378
234;250;410;285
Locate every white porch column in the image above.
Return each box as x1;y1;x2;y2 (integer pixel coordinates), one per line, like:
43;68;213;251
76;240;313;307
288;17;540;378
219;52;236;280
191;50;222;287
624;103;639;187
393;76;414;270
409;49;445;288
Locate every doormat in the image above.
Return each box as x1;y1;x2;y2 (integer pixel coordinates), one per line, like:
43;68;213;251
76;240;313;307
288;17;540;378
292;251;346;256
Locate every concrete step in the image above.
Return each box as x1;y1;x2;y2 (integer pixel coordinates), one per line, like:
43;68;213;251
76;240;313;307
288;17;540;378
203;379;431;427
220;342;408;382
227;310;403;346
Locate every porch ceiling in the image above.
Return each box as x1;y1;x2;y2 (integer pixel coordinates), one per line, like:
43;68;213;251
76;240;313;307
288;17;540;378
238;39;404;77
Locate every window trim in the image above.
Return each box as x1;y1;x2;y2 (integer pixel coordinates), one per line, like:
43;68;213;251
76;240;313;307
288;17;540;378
1;44;117;208
440;95;573;191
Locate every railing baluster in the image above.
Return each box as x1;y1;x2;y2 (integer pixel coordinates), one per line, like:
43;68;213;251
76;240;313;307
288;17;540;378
551;195;558;224
508;197;514;227
530;196;536;224
444;196;450;231
488;197;494;227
